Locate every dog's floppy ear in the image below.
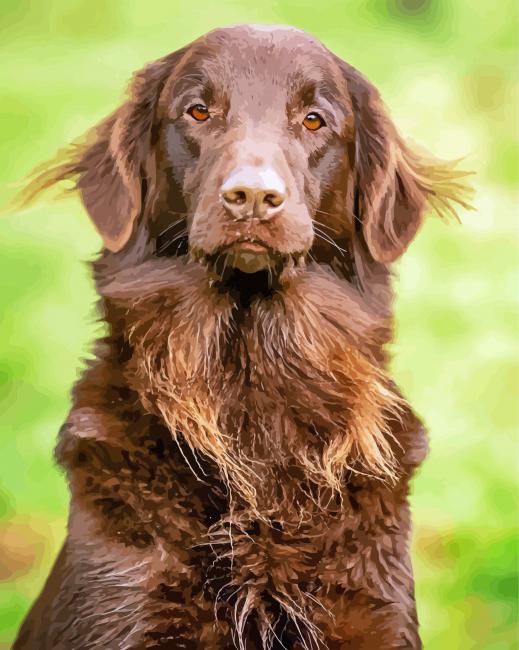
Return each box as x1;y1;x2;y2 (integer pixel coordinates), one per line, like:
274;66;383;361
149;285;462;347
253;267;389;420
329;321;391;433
70;104;145;252
19;51;183;252
342;62;473;264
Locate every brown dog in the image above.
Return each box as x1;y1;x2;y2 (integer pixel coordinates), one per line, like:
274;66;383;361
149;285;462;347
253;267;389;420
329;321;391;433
14;24;470;649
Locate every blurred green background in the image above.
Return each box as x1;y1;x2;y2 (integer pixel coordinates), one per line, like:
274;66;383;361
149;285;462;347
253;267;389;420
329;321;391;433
0;1;517;647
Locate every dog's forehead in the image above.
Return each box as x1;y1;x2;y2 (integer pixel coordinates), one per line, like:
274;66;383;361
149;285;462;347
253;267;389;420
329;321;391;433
205;23;327;51
179;24;340;96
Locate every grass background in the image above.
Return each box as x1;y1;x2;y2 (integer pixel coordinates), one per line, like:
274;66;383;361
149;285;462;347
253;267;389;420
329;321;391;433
0;1;517;647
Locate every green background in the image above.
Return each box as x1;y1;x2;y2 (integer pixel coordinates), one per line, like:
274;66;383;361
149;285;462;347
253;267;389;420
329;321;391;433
0;1;517;647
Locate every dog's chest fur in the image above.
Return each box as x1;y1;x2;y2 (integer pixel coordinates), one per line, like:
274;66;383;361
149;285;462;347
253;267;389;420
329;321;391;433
52;293;425;648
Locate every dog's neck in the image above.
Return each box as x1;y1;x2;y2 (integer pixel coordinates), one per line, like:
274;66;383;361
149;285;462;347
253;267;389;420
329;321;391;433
77;255;425;515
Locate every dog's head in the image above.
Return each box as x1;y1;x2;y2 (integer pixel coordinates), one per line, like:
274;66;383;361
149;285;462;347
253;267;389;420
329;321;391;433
25;24;470;302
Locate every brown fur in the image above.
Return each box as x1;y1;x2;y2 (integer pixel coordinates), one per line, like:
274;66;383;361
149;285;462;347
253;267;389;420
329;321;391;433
14;24;471;649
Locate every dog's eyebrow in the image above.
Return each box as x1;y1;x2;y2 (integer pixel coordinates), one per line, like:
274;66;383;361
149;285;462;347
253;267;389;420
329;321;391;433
290;75;341;107
172;72;211;99
314;95;342;131
289;77;347;130
291;78;319;105
166;71;216;116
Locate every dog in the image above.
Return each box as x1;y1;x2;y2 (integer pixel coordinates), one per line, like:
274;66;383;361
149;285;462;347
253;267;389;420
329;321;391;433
13;24;471;649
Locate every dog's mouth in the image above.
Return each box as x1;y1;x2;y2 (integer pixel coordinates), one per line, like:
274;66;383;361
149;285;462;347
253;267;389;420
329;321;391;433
157;229;306;303
195;238;305;304
210;237;279;274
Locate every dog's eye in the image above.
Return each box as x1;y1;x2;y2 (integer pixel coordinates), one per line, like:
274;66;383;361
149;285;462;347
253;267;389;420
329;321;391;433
303;112;325;131
187;104;210;122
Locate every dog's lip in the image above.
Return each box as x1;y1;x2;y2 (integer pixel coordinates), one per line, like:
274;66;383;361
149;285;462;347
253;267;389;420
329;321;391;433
203;237;289;275
232;241;269;253
220;237;274;255
200;240;307;274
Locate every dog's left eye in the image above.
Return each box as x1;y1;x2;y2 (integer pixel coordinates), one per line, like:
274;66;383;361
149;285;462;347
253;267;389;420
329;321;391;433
303;112;325;131
187;104;210;122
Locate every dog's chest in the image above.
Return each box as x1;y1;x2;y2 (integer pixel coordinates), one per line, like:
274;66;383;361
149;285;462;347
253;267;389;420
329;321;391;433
61;404;412;647
68;418;361;557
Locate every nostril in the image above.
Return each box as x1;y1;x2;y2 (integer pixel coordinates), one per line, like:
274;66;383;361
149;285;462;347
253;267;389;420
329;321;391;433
223;189;247;205
263;192;284;209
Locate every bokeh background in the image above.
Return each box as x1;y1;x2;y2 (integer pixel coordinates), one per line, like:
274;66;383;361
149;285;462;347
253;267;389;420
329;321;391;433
0;1;517;647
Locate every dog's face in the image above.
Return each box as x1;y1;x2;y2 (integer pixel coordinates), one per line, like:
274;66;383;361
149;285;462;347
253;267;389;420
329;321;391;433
153;26;353;280
32;24;468;302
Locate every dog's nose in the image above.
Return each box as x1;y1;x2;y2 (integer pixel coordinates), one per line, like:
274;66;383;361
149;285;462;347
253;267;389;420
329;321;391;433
220;166;286;220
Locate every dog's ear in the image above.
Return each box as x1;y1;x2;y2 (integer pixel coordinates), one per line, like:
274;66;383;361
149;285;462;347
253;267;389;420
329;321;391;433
19;51;183;252
342;62;473;264
71;103;146;252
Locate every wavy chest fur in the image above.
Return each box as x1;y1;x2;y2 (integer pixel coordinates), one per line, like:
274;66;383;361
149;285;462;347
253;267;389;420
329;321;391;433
53;258;426;648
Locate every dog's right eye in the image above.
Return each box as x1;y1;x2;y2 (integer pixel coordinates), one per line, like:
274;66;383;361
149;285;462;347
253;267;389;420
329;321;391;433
303;112;325;131
187;104;210;122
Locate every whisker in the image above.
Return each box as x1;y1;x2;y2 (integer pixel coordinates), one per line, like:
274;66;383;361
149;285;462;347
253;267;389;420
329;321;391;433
311;217;340;234
313;228;348;256
157;216;188;240
313;226;339;244
313;207;337;218
314;206;359;223
157;229;188;254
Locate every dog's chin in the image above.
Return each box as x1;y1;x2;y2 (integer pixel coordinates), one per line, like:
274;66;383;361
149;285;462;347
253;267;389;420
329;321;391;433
201;241;304;304
219;241;275;274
